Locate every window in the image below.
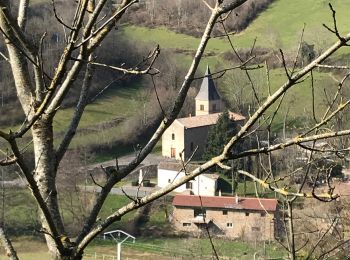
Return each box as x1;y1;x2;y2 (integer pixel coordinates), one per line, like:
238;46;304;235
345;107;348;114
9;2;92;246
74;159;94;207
260;212;266;217
168;179;171;183
190;142;194;151
212;103;217;111
245;212;250;217
186;182;193;189
222;210;228;215
227;223;233;228
252;227;260;232
183;223;191;227
171;133;175;140
200;104;204;111
194;208;206;217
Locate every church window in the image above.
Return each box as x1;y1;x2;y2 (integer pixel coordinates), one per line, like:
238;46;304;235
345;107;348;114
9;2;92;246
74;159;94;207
172;133;175;140
200;104;204;111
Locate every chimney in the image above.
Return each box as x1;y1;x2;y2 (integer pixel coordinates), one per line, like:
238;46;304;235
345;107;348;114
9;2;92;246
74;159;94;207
235;193;239;204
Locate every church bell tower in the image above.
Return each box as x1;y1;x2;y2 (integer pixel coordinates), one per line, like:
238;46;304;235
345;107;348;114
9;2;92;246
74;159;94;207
195;66;221;116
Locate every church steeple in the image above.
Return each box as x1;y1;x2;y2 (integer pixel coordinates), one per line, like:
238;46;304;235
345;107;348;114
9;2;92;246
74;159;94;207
195;65;221;116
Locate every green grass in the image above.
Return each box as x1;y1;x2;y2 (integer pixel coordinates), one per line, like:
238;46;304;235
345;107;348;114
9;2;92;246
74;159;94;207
234;0;350;50
87;236;286;259
53;84;141;132
1;188;137;236
121;0;350;53
4;0;350;162
2;236;286;260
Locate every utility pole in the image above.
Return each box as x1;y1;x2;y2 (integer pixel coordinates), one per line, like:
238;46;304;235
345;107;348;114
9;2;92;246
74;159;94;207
104;230;136;260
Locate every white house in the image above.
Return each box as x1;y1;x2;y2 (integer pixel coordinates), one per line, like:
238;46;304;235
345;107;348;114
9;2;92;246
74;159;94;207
157;162;219;196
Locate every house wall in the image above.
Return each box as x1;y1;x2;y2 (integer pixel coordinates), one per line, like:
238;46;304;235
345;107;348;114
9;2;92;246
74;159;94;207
157;169;217;196
184;126;210;160
173;206;276;241
195;99;221;116
162;121;184;160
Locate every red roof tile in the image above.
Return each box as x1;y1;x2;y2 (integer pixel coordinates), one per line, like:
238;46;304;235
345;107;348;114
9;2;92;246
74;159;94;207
172;194;278;212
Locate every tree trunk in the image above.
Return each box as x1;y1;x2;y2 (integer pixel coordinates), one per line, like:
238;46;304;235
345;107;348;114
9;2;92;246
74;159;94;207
32;117;65;259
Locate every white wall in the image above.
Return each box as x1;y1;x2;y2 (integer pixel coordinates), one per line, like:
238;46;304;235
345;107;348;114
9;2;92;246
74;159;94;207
157;168;216;196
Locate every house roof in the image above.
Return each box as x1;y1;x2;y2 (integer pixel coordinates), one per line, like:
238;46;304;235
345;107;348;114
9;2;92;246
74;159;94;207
195;66;221;101
172;195;278;212
158;161;200;172
158;162;219;179
176;112;245;129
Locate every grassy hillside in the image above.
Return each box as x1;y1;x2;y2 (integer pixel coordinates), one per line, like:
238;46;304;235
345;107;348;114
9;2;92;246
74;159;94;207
121;0;350;53
234;0;350;50
4;0;350;160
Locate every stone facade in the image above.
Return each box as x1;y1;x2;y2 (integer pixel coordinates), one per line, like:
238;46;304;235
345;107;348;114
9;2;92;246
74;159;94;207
172;195;281;241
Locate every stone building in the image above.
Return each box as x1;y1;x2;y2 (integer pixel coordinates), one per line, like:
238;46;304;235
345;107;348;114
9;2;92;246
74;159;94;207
172;194;281;241
162;66;245;160
157;161;219;196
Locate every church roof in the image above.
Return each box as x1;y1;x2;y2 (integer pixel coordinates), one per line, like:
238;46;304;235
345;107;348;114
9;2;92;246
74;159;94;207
195;66;221;101
176;112;245;129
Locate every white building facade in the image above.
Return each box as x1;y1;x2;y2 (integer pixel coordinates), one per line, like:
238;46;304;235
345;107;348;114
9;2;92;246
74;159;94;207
157;162;218;196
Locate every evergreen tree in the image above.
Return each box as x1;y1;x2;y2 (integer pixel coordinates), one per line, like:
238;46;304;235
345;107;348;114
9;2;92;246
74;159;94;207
203;110;244;193
203;110;232;161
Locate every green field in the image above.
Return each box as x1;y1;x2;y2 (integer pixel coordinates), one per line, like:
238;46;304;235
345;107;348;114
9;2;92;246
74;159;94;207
1;236;286;260
121;0;350;52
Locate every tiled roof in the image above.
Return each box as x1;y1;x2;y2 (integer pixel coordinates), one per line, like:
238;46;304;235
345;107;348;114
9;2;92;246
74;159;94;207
158;162;219;179
158;161;200;172
176;112;245;129
195;66;221;101
172;194;278;212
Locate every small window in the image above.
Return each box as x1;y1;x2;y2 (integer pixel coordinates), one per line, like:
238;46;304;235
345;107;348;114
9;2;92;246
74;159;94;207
212;103;217;111
172;133;175;140
227;223;233;228
186;182;193;189
252;227;260;232
183;223;191;227
245;212;250;217
223;210;228;215
190;142;194;151
260;212;266;217
200;104;204;111
168;179;171;183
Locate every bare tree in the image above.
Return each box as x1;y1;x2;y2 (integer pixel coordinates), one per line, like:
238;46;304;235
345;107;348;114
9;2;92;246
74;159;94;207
1;1;350;260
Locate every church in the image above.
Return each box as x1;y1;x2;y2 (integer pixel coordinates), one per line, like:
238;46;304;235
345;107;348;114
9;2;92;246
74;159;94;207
162;66;245;160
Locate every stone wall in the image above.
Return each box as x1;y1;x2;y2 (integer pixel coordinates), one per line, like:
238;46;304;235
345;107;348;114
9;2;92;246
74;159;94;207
173;206;277;241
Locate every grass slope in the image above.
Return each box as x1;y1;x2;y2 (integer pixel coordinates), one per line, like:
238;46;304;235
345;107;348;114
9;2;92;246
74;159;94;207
235;0;350;49
5;1;349;159
121;0;350;53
